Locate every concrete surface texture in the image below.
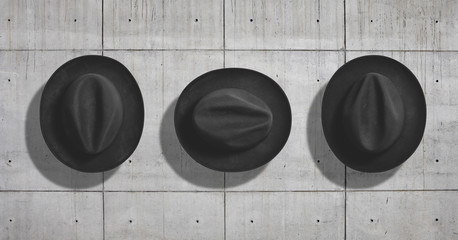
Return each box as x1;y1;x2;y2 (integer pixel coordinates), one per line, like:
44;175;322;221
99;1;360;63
0;0;457;239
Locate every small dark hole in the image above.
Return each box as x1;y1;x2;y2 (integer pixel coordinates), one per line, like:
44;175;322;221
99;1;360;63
317;79;320;82
435;218;439;221
370;219;374;222
74;19;77;22
8;160;11;163
370;20;373;22
250;220;253;223
128;19;131;22
129;220;133;223
75;220;78;223
8;19;11;22
9;219;12;222
8;79;11;82
316;219;320;223
195;19;198;22
436;159;439;163
436;80;439;83
196;220;199;223
317;160;320;163
435;20;438;23
316;19;319;23
128;160;132;163
250;19;253;22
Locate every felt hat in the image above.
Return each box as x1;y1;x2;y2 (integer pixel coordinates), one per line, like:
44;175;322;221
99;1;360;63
174;68;292;172
40;55;144;172
322;55;426;172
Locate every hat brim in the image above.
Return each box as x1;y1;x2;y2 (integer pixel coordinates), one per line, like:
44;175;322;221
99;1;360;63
322;55;426;172
175;68;292;172
40;55;144;173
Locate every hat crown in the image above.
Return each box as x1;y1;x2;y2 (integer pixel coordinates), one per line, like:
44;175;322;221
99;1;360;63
192;88;273;151
342;72;405;154
61;73;123;155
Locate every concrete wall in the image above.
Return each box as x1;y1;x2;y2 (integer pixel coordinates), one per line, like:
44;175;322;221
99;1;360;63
0;0;457;239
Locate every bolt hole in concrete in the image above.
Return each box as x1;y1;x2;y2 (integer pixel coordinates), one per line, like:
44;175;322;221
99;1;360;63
436;218;439;221
128;19;131;22
370;19;373;22
8;79;11;82
436;159;439;163
317;79;320;82
250;220;253;223
8;160;11;163
129;220;133;223
436;20;439;23
317;160;320;163
74;19;77;22
436;79;439;83
75;220;78;223
196;220;199;223
7;19;10;22
316;19;319;22
9;219;12;222
316;219;320;223
370;219;374;222
250;19;253;22
195;18;198;22
128;159;132;163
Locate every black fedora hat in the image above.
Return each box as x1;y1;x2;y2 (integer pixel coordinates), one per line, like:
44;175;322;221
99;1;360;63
322;55;426;172
40;55;144;173
174;68;292;172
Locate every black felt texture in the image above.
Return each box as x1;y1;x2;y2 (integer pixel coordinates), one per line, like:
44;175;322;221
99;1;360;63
62;73;124;155
193;88;273;151
40;55;144;173
342;72;405;154
322;55;426;173
175;68;291;172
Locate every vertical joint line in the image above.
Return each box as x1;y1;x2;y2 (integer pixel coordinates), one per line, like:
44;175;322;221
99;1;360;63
102;172;105;240
101;0;104;55
224;172;226;240
343;0;346;62
101;3;105;240
343;1;347;239
344;168;347;240
223;0;226;68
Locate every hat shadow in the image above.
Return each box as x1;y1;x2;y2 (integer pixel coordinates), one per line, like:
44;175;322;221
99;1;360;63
26;85;117;189
307;85;399;189
224;163;267;188
160;99;265;188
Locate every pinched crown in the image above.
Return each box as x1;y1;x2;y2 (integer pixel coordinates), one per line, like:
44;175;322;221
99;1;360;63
192;88;273;151
61;73;124;155
342;72;405;154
